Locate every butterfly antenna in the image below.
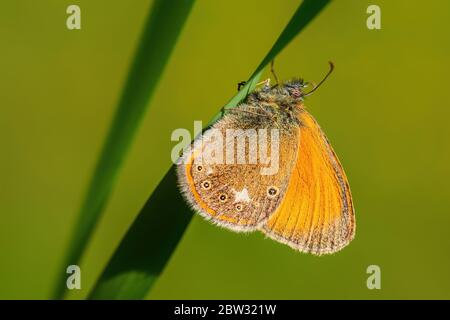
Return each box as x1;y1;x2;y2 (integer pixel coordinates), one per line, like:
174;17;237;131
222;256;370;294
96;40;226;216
304;61;334;96
270;60;279;86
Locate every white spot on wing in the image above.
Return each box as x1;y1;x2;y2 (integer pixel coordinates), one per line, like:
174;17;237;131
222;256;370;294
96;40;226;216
232;188;252;203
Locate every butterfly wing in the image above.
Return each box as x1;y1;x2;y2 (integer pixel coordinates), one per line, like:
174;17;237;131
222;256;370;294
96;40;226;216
260;110;355;255
177;106;299;232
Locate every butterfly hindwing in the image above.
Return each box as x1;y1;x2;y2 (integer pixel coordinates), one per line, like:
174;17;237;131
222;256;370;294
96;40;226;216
260;110;355;255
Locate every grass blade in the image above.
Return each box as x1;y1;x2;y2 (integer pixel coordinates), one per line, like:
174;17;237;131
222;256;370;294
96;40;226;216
52;0;195;299
89;0;332;300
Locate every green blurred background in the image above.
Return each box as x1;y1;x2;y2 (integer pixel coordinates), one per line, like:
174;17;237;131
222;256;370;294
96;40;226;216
1;0;449;299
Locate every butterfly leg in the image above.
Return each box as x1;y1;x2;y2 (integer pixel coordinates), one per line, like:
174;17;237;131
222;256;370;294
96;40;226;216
237;81;246;91
256;78;271;89
270;60;279;86
238;78;270;91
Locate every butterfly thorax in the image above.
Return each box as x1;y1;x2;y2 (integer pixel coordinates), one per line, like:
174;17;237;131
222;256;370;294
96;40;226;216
240;78;309;130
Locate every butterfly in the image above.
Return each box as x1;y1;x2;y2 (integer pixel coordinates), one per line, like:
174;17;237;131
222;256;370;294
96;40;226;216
177;62;355;255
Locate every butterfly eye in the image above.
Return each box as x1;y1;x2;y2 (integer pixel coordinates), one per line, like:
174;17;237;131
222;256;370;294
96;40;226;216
196;165;203;172
218;194;228;202
291;88;301;98
267;186;279;198
201;180;211;190
235;203;244;211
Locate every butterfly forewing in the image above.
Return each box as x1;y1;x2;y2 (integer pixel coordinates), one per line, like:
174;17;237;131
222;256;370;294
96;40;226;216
177;105;299;232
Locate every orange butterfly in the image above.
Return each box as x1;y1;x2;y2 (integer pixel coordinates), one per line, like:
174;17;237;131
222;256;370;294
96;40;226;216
177;62;355;255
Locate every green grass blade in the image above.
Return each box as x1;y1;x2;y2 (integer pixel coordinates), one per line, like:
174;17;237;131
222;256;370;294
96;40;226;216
89;166;189;300
88;0;331;300
52;0;195;299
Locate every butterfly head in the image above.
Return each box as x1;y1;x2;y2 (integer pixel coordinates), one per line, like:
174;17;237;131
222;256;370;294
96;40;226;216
266;61;335;103
251;78;308;105
280;78;309;101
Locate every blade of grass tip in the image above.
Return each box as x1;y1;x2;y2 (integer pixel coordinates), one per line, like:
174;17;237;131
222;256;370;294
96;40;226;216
88;0;332;300
52;0;196;299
